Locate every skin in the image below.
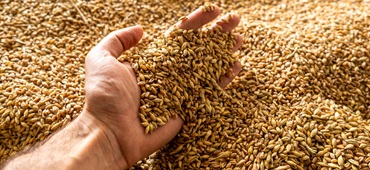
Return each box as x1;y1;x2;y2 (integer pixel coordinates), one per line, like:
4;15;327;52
3;4;242;170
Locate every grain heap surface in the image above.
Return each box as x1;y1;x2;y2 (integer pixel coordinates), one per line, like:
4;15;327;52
1;0;370;169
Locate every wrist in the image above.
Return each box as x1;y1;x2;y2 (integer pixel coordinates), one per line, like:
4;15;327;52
68;110;127;170
3;109;127;170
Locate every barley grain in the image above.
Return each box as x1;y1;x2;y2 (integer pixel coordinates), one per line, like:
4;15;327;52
1;0;370;169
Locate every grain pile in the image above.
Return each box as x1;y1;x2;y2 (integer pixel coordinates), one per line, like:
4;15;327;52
125;24;239;133
1;0;370;169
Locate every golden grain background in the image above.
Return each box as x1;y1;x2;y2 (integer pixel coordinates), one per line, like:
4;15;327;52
1;0;370;169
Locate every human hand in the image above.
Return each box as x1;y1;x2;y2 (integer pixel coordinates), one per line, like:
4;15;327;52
82;4;242;168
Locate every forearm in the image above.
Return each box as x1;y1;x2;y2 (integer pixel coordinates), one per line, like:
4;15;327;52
3;110;126;170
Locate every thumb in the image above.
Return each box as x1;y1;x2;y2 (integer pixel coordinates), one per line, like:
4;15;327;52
88;25;144;60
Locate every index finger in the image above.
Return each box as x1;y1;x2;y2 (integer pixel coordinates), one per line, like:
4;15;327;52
165;4;221;36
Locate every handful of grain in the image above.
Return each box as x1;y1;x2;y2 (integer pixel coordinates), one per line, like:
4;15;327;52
124;26;238;133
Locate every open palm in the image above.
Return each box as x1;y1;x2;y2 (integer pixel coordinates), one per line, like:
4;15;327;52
83;5;242;168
